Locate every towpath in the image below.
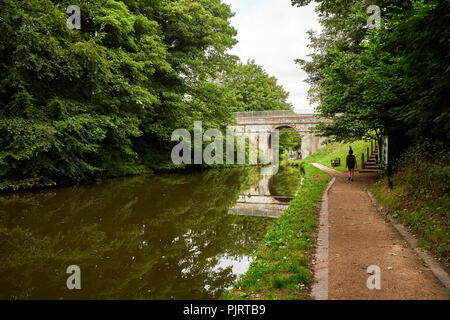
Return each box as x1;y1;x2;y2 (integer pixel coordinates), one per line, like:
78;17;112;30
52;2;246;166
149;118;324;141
311;163;448;300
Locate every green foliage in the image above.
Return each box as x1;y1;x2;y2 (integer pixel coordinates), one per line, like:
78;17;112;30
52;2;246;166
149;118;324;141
394;141;450;196
294;0;449;151
0;0;291;190
302;140;372;172
220;61;293;112
294;0;449;268
371;141;450;267
270;166;303;197
278;128;301;155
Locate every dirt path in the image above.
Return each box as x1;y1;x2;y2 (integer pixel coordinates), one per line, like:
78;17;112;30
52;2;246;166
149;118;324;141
312;163;448;300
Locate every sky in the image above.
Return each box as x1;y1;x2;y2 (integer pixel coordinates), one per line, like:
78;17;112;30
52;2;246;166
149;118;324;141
224;0;322;113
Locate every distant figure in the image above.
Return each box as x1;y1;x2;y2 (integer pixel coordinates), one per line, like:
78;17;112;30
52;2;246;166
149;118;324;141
346;146;357;181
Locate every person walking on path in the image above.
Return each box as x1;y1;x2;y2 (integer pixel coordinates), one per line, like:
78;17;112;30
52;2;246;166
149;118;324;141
346;146;357;181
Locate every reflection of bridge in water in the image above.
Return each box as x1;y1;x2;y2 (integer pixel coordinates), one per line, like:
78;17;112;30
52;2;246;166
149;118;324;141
228;174;294;218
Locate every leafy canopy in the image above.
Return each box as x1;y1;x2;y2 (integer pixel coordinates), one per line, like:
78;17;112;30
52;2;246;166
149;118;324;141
0;0;292;190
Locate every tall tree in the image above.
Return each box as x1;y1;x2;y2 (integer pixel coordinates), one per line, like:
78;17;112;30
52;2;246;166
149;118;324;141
0;0;294;190
292;0;449;149
220;61;293;112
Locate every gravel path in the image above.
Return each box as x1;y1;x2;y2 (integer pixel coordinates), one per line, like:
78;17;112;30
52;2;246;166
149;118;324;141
312;163;448;300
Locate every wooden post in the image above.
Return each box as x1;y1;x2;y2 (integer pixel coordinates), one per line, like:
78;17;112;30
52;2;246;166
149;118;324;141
377;138;381;164
387;136;393;189
371;140;373;154
362;153;365;169
367;147;370;160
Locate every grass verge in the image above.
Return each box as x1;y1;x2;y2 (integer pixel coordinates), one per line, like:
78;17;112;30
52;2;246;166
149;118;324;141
224;164;331;299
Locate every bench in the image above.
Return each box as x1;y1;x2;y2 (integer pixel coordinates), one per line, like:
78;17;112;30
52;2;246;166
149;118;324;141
331;158;341;167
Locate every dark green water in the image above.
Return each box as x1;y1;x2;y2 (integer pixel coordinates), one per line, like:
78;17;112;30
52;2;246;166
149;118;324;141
0;166;301;299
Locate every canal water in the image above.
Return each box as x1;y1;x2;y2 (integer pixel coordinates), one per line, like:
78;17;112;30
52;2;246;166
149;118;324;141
0;166;302;299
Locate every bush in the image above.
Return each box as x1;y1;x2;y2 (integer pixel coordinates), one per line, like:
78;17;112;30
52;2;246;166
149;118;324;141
372;140;449;267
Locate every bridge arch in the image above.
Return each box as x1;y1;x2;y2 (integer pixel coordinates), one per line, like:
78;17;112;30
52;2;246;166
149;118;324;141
269;125;303;159
229;111;329;162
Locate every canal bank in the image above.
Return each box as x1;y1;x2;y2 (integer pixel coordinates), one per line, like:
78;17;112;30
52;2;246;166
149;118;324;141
225;140;373;299
226;164;331;299
227;140;448;300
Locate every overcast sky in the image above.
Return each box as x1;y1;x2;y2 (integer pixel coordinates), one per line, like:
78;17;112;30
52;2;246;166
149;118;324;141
224;0;322;113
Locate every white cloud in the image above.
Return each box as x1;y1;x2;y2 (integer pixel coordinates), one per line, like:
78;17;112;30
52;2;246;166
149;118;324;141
224;0;322;113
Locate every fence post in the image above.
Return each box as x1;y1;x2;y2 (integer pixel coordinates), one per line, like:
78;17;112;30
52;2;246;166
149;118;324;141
367;147;370;160
371;140;373;154
362;153;365;169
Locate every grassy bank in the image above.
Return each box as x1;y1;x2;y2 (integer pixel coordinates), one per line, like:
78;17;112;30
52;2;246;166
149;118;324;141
225;140;373;299
225;164;331;299
301;140;373;171
370;142;449;268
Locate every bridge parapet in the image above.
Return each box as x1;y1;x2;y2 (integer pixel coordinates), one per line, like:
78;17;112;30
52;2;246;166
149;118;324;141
234;110;324;125
233;109;319;118
234;110;297;118
235;117;320;126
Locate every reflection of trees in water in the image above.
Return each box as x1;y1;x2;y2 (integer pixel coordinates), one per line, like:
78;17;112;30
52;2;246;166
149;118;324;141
0;168;275;299
269;166;302;199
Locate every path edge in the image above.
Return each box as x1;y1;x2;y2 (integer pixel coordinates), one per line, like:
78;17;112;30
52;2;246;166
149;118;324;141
310;175;335;300
367;190;450;290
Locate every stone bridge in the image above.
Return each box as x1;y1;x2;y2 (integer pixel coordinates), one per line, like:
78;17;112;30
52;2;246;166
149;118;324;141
229;111;328;160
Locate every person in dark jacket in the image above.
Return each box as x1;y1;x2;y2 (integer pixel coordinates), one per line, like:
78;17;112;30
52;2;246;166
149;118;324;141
346;146;357;181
